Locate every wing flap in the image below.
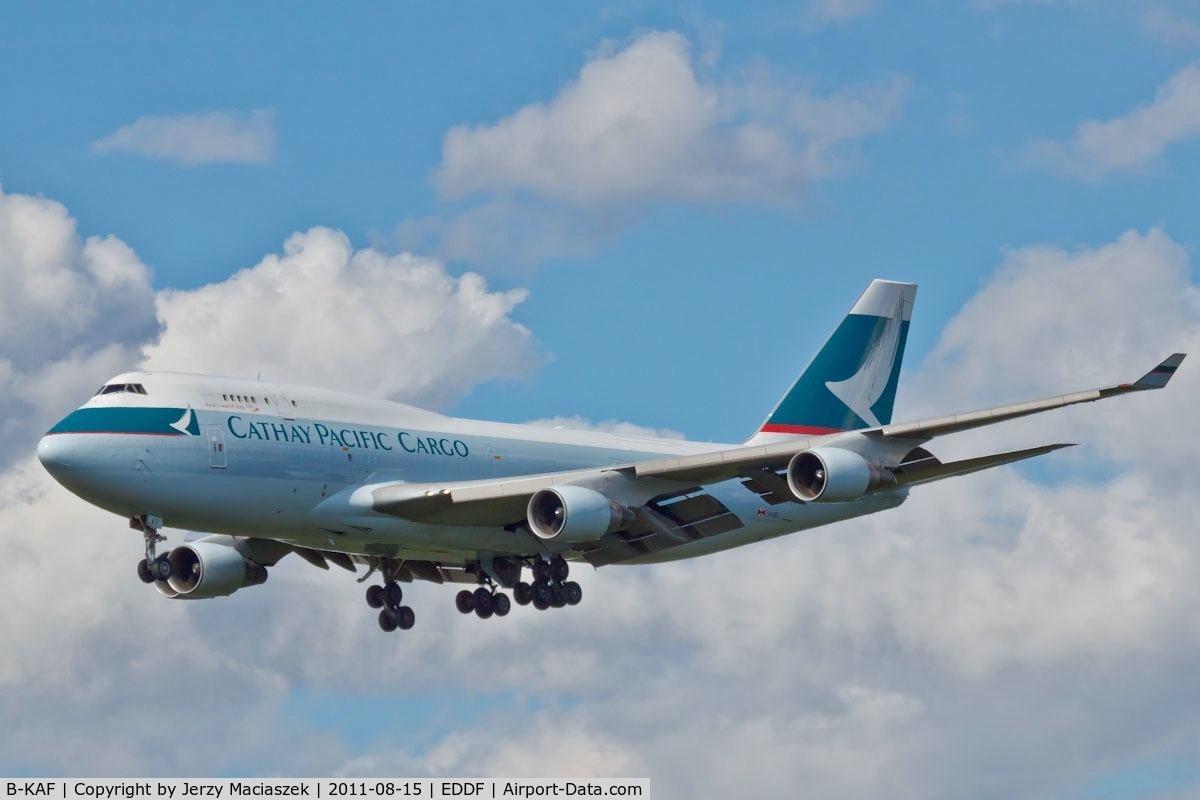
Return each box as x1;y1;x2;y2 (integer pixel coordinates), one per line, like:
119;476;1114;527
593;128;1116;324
895;443;1075;487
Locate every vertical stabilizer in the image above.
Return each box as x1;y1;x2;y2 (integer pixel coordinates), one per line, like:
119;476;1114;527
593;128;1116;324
747;280;917;444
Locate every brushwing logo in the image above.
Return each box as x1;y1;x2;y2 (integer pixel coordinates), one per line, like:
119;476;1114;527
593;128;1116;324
170;406;198;435
824;292;905;428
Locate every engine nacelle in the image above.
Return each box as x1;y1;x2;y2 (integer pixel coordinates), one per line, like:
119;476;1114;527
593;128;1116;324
786;446;896;503
527;485;631;542
164;541;268;599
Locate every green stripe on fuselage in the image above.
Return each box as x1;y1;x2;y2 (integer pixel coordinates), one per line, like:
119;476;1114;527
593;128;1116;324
47;407;198;436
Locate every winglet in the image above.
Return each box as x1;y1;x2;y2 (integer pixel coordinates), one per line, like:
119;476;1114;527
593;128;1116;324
1131;353;1186;390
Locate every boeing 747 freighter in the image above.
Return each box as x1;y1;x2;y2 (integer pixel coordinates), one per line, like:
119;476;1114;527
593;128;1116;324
36;280;1184;633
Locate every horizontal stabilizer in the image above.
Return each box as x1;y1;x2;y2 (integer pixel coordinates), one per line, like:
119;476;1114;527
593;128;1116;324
896;443;1075;487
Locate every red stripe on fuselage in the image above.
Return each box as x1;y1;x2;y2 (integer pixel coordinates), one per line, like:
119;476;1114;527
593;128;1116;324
758;423;845;435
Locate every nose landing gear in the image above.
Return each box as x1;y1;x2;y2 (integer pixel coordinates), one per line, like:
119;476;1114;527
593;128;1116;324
133;514;169;585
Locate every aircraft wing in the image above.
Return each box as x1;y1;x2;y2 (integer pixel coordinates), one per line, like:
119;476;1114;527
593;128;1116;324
368;353;1182;526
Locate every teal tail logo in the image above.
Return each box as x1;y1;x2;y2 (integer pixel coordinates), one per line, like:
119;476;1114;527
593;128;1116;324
757;280;916;436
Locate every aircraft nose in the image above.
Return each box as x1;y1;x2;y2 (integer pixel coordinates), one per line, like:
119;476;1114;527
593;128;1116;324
37;433;76;476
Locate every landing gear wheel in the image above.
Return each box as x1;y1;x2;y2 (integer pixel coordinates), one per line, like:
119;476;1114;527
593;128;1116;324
397;606;415;630
533;560;552;584
153;557;172;582
551;557;570;582
532;582;551;610
136;558;154;584
550;584;567;608
384;581;403;610
378;609;398;632
473;587;494;619
514;582;532;606
493;593;511;617
564;581;582;606
455;589;475;614
366;585;384;609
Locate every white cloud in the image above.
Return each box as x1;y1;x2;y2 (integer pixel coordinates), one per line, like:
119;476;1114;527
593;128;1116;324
90;109;277;166
1018;63;1200;179
8;183;1200;797
0;186;160;462
803;0;879;27
1143;3;1200;48
142;227;542;410
408;30;908;266
527;415;686;440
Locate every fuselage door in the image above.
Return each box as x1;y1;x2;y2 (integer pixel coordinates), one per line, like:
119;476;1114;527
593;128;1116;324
264;384;296;421
206;426;227;469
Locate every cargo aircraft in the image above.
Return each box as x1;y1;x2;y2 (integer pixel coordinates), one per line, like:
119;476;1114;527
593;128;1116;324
37;280;1184;633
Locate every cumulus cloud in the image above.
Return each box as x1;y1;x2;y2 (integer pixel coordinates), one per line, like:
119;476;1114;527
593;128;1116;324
142;227;542;410
8;183;1200;796
90;109;277;166
905;227;1200;476
1018;63;1200;180
404;31;908;267
0;186;160;463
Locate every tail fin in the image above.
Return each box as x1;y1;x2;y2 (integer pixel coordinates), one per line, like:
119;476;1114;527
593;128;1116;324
747;279;917;443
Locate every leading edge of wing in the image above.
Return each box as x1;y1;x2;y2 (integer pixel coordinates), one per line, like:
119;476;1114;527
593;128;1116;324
876;353;1185;441
366;354;1182;524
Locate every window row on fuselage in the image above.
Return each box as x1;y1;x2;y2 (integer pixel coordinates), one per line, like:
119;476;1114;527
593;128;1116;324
217;392;298;408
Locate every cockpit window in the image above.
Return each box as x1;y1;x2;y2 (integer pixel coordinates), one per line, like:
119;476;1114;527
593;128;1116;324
96;383;147;396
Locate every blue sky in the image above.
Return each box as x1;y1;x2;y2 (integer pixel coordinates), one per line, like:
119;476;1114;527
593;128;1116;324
3;0;1197;441
4;1;1200;797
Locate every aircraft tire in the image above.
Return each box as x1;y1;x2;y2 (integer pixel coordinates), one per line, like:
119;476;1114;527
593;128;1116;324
366;585;384;609
493;593;511;617
378;609;398;632
384;581;403;610
532;581;551;607
564;581;582;606
455;589;475;614
533;560;551;584
473;587;494;619
549;585;567;608
514;582;532;606
397;606;415;630
532;594;549;611
137;558;155;584
551;557;570;582
153;556;172;581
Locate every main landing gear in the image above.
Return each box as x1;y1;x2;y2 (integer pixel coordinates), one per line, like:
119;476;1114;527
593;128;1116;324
455;585;512;619
365;560;415;633
517;555;582;612
134;515;169;584
455;555;581;618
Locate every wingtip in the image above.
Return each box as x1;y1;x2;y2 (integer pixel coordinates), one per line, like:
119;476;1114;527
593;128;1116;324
1132;352;1186;390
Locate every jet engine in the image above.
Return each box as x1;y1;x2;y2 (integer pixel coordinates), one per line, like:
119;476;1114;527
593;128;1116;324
527;485;632;542
156;541;269;599
786;447;896;503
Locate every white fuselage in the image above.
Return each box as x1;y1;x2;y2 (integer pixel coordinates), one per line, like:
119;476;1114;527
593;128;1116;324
37;371;906;566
